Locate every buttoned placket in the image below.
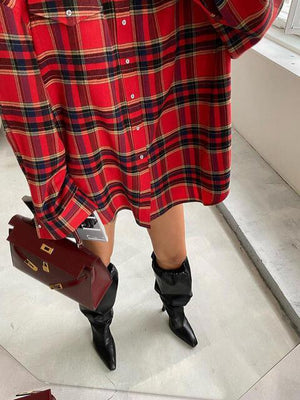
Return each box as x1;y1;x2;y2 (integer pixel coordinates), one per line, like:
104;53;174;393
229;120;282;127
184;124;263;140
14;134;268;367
114;2;152;224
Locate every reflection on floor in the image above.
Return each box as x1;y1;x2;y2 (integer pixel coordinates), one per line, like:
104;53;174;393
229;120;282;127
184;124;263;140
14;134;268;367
0;132;299;399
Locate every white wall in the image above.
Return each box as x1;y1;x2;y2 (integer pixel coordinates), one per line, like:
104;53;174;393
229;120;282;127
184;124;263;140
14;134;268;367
231;45;300;195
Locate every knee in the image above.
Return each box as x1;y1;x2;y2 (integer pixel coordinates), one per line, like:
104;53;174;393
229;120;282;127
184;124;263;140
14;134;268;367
92;253;112;268
154;251;187;270
98;250;113;268
82;241;113;269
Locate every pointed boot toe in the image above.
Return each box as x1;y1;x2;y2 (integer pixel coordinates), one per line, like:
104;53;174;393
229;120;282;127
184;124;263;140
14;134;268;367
163;305;198;348
92;325;116;370
169;316;198;348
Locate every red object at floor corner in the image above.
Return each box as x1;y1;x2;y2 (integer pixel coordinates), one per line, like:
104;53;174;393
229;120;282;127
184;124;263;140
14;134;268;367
13;389;56;400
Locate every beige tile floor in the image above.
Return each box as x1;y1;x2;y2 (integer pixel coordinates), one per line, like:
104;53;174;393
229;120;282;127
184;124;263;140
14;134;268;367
240;344;300;400
2;344;300;400
0;133;299;400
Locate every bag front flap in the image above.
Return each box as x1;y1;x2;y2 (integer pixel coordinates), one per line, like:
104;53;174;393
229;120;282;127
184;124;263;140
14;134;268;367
7;214;98;279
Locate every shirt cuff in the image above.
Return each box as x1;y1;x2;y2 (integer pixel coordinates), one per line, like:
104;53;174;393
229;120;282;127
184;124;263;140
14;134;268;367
0;0;17;8
33;186;100;240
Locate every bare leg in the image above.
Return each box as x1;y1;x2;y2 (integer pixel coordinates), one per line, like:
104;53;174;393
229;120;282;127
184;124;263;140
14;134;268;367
146;204;187;270
82;214;117;268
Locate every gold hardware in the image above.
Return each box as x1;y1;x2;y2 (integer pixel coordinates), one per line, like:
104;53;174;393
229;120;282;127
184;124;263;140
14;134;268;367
40;243;54;254
24;258;38;272
49;283;63;290
42;261;50;272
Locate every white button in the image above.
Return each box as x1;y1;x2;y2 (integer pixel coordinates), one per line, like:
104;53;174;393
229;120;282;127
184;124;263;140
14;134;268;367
125;58;130;64
66;9;72;16
140;155;144;159
38;224;41;228
122;19;127;25
136;126;140;131
130;93;135;99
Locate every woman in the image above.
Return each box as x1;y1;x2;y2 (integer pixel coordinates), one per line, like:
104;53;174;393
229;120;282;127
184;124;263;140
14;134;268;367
0;0;283;372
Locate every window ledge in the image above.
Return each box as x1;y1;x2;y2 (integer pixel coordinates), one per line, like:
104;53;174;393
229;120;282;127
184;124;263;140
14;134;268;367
250;26;300;78
266;25;300;55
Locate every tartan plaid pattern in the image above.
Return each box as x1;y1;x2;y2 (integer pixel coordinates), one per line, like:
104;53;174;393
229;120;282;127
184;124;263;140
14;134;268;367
0;0;283;239
196;0;284;58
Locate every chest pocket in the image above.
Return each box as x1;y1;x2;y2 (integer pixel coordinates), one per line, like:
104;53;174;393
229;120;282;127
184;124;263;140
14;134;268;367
27;0;103;26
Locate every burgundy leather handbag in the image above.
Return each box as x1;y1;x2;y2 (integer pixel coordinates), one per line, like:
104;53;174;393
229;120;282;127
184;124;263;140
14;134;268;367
6;214;112;311
14;389;56;399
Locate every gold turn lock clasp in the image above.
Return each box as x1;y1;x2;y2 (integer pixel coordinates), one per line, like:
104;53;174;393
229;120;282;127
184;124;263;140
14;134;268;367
42;261;50;272
40;243;54;254
49;283;63;290
24;258;38;272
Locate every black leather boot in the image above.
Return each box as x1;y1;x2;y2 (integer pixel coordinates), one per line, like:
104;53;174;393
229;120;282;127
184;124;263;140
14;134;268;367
151;251;198;348
79;262;119;370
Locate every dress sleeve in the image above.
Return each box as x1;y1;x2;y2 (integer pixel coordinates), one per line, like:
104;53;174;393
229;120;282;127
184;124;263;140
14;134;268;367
0;0;99;240
193;0;285;59
0;0;17;8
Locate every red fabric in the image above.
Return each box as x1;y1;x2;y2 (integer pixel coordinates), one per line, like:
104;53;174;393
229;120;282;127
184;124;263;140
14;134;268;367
0;0;283;239
195;0;285;58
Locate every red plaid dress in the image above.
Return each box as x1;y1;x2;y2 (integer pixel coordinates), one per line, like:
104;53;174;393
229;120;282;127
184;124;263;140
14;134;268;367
0;0;283;239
